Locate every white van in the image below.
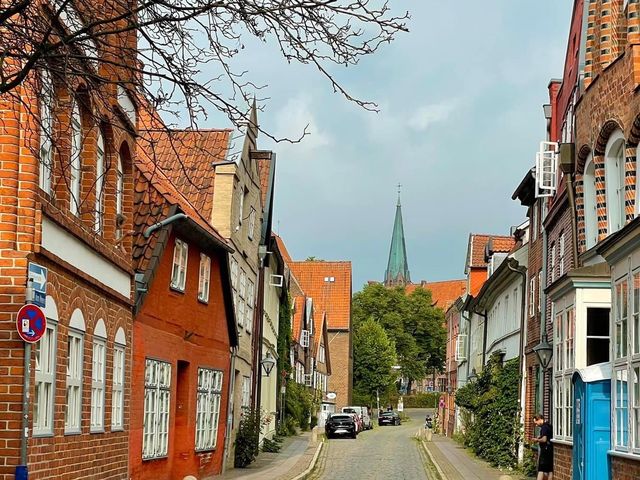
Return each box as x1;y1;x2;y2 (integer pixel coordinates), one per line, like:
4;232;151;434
342;406;372;430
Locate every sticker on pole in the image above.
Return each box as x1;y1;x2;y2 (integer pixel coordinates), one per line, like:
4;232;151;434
16;304;47;343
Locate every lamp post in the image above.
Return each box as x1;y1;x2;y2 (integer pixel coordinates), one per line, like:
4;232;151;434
261;352;276;377
533;331;553;371
468;368;478;382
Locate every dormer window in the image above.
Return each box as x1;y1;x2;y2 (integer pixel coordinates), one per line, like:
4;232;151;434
39;70;54;194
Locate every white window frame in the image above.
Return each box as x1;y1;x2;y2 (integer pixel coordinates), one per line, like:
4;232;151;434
65;330;84;434
91;336;106;432
245;279;254;333
238;187;245;227
94;130;105;233
318;344;326;364
39;70;54;194
198;253;211;303
529;277;535;317
238;269;247;328
248;208;256;241
553;307;575;443
584;154;598;249
143;359;171;460
300;329;310;348
538;271;543;313
195;368;223;451
170;238;188;291
70;100;82;216
605;130;626;234
34;320;57;436
550;243;556;282
559;232;566;276
532;204;538;241
241;376;251;409
112;343;125;430
116;155;124;226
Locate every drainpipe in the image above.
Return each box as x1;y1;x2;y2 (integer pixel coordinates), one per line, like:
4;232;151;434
252;245;268;435
143;213;187;238
540;207;549;421
507;259;528;464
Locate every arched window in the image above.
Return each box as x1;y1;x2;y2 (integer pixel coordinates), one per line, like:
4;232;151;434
112;327;126;430
584;154;598;249
605;130;626;234
116;155;123;217
70;101;82;216
95;130;105;232
34;295;58;436
39;70;54;194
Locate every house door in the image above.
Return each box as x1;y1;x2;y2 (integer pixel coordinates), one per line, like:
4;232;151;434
572;378;585;480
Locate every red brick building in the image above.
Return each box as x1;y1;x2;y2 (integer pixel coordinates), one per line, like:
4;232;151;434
129;142;237;479
0;4;138;478
289;261;352;410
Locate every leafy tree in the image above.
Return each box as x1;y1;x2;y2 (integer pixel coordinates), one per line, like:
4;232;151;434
352;283;446;390
353;318;397;406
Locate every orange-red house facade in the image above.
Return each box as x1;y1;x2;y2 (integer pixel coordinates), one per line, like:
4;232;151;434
130;155;237;478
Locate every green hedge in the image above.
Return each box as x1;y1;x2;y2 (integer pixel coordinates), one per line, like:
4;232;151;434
455;352;520;469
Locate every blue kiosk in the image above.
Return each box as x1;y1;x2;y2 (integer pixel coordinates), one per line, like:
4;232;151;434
572;364;611;480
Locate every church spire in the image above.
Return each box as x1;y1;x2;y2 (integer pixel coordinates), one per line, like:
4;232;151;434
384;184;411;287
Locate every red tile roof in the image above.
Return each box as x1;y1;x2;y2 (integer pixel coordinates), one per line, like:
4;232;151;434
253;150;273;210
466;234;514;271
272;234;293;263
289;261;352;331
405;280;467;310
133;133;231;273
292;295;305;343
141;129;231;221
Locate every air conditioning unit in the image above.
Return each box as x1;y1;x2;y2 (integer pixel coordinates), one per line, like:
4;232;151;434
300;329;310;348
535;141;558;198
304;374;313;387
269;274;284;287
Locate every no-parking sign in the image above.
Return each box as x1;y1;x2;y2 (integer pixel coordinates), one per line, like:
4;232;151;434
16;304;47;343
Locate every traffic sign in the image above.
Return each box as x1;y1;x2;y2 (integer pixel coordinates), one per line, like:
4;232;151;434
28;262;47;308
16;304;47;343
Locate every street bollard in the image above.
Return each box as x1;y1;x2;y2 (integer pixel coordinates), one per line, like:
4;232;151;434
15;465;28;480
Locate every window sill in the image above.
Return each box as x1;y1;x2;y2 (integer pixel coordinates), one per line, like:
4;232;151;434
90;428;105;434
552;439;573;446
64;429;81;436
170;285;185;294
143;455;169;462
198;297;209;305
608;449;640;461
111;426;124;432
195;447;217;454
32;431;54;439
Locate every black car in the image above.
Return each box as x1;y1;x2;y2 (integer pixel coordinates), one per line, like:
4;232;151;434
325;414;357;439
378;411;401;426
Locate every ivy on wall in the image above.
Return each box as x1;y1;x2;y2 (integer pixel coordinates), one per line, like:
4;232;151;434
455;352;521;469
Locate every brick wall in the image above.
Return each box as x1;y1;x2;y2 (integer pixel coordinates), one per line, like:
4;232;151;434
553;443;573;480
130;232;232;479
611;455;640;480
327;331;352;410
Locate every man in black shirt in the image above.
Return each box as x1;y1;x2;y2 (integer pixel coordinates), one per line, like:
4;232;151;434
532;413;553;480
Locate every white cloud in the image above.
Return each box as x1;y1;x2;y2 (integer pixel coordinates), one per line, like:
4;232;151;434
408;99;461;131
273;94;332;155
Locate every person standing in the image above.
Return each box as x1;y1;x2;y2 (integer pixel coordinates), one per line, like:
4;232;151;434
532;413;553;480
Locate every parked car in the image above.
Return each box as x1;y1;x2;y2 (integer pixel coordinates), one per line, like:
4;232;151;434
342;406;373;430
378;411;401;426
325;413;357;439
343;410;363;433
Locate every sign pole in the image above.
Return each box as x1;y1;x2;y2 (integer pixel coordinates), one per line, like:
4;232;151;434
16;279;35;480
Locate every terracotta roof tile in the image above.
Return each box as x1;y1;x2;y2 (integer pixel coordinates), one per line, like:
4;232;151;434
406;280;467;310
133;134;231;273
292;295;305;342
289;261;352;331
466;234;514;270
272;234;293;263
489;237;516;254
141;129;231;221
252;151;273;209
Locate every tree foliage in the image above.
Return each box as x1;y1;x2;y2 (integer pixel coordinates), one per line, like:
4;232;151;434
353;318;397;406
455;353;521;469
352;283;446;387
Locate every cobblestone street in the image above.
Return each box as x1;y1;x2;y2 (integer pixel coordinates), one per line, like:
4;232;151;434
309;409;435;480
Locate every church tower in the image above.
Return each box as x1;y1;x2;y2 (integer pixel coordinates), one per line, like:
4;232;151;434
384;186;411;287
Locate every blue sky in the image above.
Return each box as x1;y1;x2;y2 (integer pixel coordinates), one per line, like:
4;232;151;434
204;1;574;291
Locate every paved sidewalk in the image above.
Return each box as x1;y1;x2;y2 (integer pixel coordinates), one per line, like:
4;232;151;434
220;431;320;480
422;434;516;480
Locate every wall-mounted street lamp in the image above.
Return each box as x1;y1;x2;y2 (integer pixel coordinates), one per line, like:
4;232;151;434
468;368;478;382
261;352;276;377
533;331;553;371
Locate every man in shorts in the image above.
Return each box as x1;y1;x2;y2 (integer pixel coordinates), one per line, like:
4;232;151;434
532;413;553;480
